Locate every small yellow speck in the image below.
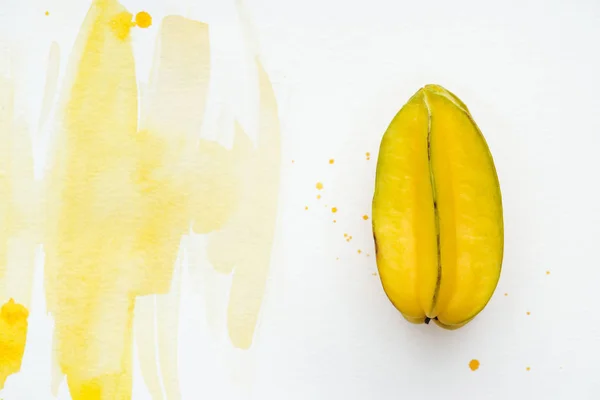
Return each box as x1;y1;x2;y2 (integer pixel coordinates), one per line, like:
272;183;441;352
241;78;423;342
526;311;531;316
135;11;152;28
504;293;508;296
45;11;49;16
304;206;308;211
331;207;338;213
316;182;324;190
372;272;377;276
292;160;295;163
329;159;334;164
333;220;337;223
546;270;550;275
344;233;348;237
366;152;371;160
357;249;362;254
362;215;369;220
366;253;370;257
469;359;480;371
336;257;339;261
317;195;321;200
526;367;531;371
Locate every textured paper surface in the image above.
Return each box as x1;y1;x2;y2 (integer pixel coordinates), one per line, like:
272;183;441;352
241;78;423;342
1;0;600;399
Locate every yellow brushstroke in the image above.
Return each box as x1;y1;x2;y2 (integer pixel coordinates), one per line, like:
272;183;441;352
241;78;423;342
38;42;60;133
0;69;38;388
207;59;281;349
46;4;241;398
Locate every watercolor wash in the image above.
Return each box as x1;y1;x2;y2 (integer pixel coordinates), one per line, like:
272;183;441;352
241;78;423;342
0;0;281;399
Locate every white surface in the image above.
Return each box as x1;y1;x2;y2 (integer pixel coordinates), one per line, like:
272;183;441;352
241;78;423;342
1;0;600;399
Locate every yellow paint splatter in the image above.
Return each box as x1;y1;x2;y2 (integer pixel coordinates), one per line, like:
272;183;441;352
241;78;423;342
362;215;369;220
526;312;531;315
366;253;370;257
372;272;377;276
135;11;152;28
329;159;334;164
0;299;29;389
305;206;308;210
45;11;50;16
526;367;531;371
344;233;348;237
357;249;362;254
469;359;480;371
292;160;295;163
504;293;508;296
331;207;337;213
366;152;371;160
317;194;321;200
546;270;550;275
333;220;336;223
316;182;323;190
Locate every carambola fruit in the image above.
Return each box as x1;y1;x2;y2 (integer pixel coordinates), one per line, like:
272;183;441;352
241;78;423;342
372;84;503;329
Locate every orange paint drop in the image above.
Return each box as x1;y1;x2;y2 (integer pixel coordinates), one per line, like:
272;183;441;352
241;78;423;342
469;359;480;371
362;215;369;220
331;207;337;213
526;312;531;315
329;159;334;164
135;11;152;28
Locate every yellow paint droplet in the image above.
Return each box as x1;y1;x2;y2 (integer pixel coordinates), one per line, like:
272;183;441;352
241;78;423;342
45;11;49;16
292;160;295;163
331;207;338;213
316;182;323;190
336;257;339;261
366;253;371;257
304;206;308;211
366;152;371;160
362;215;369;220
469;359;480;371
546;270;550;275
372;272;377;276
317;195;321;200
135;11;153;28
526;367;531;371
357;249;362;254
504;293;508;296
333;220;336;223
329;159;334;164
526;312;531;315
344;233;348;237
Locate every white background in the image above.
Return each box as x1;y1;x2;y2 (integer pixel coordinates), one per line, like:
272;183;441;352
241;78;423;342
1;0;600;399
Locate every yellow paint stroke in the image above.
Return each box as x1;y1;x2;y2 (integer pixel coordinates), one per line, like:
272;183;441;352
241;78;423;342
0;299;29;388
207;59;281;349
38;42;60;133
45;0;138;398
0;72;38;388
45;3;241;398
